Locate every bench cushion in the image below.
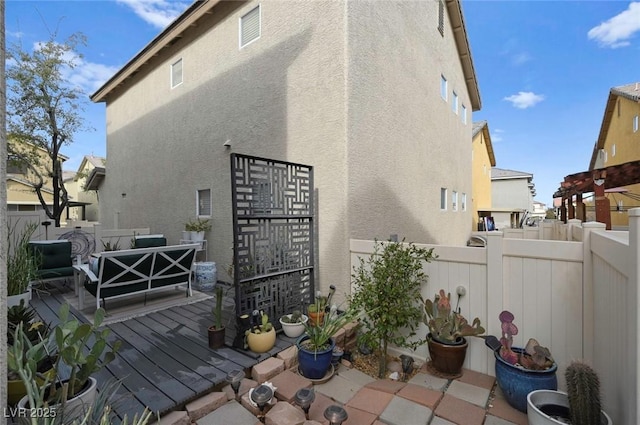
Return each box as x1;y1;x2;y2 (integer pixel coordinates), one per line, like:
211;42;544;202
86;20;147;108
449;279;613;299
29;241;73;279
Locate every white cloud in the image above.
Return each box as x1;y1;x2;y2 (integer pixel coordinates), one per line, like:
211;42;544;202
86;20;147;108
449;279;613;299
116;0;192;29
511;52;532;66
503;92;545;109
492;129;504;143
588;2;640;48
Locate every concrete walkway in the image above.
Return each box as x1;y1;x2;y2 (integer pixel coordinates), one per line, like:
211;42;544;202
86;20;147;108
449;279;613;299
153;347;529;425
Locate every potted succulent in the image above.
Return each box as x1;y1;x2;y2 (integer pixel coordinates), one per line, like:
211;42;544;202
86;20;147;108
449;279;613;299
483;310;558;413
527;360;612;425
297;305;361;380
279;310;308;338
246;310;276;353
7;222;39;307
187;218;211;242
307;295;327;326
10;303;121;420
423;289;484;377
208;285;226;349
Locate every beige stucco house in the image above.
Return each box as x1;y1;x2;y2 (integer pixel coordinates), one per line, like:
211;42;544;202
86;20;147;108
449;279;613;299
490;168;535;230
471;120;495;231
91;0;482;296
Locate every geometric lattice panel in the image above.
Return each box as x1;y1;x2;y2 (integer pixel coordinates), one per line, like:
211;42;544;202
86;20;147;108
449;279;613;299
231;154;315;330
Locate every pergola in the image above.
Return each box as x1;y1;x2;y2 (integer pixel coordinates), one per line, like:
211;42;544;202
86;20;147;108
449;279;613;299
553;159;640;229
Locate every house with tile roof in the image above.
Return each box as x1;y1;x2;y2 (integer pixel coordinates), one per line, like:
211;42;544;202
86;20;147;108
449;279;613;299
471;120;496;231
90;0;482;296
490;168;535;230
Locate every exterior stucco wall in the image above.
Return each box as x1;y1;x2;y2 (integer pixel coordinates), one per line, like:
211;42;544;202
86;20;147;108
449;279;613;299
472;130;492;230
345;0;473;246
492;178;531;211
100;1;350;295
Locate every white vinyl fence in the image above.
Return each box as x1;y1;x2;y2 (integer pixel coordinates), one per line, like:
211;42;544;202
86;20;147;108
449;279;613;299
351;210;640;424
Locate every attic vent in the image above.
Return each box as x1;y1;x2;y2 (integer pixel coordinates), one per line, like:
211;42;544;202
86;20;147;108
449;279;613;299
240;5;261;48
438;0;445;36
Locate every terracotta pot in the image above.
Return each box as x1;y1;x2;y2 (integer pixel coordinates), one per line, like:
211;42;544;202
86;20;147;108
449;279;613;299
247;328;276;353
208;326;225;349
308;311;324;327
427;333;468;376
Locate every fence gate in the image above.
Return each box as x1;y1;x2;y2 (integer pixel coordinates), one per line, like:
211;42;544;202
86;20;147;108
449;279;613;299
230;154;315;329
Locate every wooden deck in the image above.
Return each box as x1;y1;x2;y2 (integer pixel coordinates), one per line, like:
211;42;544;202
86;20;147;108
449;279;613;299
29;286;296;421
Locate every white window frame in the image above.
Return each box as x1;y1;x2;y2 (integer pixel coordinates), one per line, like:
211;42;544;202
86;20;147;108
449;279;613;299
239;5;261;49
452;191;458;211
461;193;467;211
171;58;183;88
634;115;639;133
612;144;616;157
440;75;447;101
440;188;448;211
461;104;467;124
197;189;212;218
452;91;458;114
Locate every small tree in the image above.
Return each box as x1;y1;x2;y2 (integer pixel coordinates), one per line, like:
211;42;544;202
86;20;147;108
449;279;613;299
351;239;436;378
7;31;91;226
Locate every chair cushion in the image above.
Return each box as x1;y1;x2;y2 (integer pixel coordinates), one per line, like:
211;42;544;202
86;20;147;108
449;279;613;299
29;241;73;271
134;237;167;249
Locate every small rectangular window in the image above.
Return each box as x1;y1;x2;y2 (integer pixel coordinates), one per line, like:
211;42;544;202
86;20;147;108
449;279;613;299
452;91;458;114
240;5;261;48
612;144;616;157
171;58;183;88
197;189;211;217
634;115;639;133
440;75;447;101
440;188;447;211
461;104;467;124
452;191;458;211
462;193;467;211
438;0;445;36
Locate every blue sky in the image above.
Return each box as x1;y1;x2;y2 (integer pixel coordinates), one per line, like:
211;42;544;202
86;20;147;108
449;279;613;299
6;1;640;207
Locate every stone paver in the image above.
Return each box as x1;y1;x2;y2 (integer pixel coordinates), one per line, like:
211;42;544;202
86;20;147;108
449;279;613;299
379;395;433;425
337;366;377;387
277;346;299;369
252;357;285;383
409;372;449;391
434;395;486;425
343;406;378;425
487;396;529;425
222;378;258;401
306;391;335;424
346;387;394;416
264;401;306;425
154;410;190;425
445;380;491;408
196;400;259;425
429;417;456;425
364;379;407;394
484;415;522;425
186;392;228;421
396;383;443;409
315;374;363;404
458;368;496;390
270;370;312;402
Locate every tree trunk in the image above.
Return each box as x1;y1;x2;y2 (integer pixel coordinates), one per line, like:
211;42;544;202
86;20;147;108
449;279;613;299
378;339;387;378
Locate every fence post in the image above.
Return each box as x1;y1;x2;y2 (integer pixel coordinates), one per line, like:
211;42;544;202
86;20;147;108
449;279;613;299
628;208;640;424
567;218;581;241
580;221;605;364
485;230;504;375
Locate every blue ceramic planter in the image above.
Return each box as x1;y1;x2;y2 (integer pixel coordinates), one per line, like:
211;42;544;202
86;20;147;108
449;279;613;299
494;348;558;413
297;335;335;380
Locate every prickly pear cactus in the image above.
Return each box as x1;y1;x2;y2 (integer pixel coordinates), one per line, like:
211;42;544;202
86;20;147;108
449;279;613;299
565;361;602;425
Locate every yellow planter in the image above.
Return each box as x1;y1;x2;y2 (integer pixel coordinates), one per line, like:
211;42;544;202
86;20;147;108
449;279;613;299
8;368;55;406
247;328;276;353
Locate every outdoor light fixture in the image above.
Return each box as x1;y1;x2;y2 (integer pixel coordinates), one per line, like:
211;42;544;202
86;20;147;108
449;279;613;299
226;369;245;401
324;405;348;425
250;384;274;423
594;170;607;186
294;388;315;420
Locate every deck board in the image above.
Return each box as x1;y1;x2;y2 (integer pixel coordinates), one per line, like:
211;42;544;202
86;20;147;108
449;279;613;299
27;287;295;422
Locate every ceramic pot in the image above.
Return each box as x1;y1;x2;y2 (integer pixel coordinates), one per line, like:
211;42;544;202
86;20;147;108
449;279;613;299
527;390;612;425
279;314;308;338
427;333;468;376
297;335;335;380
494;348;557;413
190;231;205;242
8;289;31;308
247;328;276;353
208;326;225;349
18;377;97;419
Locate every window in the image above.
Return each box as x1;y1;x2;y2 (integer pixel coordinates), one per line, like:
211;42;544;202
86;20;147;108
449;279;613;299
604;151;608;163
634;115;639;133
452;191;458;211
440;75;447;101
440;188;447;210
612;144;616;157
240;5;261;48
197;189;211;217
452;91;458;114
461;104;467;124
438;0;445;36
461;193;467;211
171;58;183;88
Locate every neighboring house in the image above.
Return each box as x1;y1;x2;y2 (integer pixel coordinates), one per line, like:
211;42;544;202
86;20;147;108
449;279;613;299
6;140;68;213
490;168;535;230
471;120;496;231
587;82;640;228
90;0;482;295
73;155;105;222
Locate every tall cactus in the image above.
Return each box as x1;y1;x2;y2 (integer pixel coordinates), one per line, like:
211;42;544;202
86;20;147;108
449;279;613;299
565;361;602;425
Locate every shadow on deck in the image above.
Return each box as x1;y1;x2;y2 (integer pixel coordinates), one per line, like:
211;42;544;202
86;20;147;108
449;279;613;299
29;283;296;422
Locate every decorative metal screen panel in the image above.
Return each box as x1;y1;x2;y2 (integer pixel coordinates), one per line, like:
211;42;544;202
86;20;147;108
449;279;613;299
231;154;314;329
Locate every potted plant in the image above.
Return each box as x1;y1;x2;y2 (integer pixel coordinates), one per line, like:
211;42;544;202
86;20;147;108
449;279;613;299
423;289;485;377
351;239;436;378
246;310;276;353
297;305;361;380
7;222;39;307
484;310;558;413
208;285;227;349
10;303;122;420
527;360;612;425
307;295;327;326
279;310;308;338
187;218;211;242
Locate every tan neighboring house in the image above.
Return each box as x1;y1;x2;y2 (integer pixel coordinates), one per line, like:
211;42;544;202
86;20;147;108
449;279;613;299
587;82;640;228
490;168;535;230
471;120;496;231
73;155;105;222
91;0;482;296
